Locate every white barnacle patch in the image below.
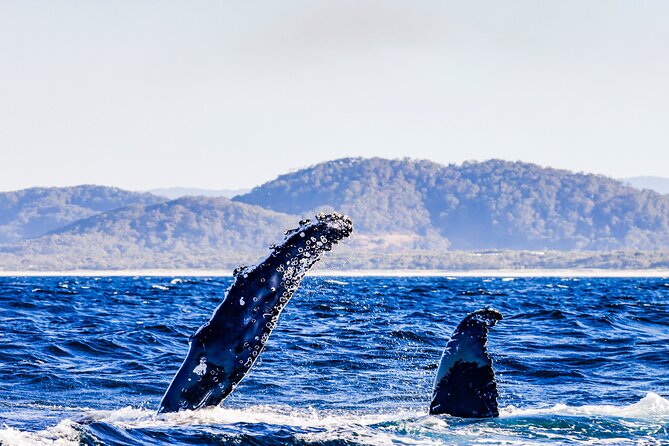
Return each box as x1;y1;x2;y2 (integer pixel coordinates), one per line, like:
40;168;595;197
239;297;246;306
300;232;305;237
193;357;207;376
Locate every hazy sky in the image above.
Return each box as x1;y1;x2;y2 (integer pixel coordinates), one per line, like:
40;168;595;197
1;1;668;191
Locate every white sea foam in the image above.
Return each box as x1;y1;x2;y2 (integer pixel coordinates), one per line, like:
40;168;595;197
500;392;669;419
0;420;80;446
78;404;414;430
324;279;349;285
2;394;667;445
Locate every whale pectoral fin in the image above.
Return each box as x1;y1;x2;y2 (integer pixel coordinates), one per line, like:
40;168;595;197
158;342;228;413
158;213;353;414
429;308;502;418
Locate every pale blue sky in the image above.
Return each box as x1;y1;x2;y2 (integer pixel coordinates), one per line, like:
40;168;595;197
1;1;668;191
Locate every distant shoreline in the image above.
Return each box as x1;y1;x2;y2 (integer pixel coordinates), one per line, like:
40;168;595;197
1;268;668;278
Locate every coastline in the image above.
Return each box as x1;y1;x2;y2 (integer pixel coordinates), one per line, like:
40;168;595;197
0;268;668;278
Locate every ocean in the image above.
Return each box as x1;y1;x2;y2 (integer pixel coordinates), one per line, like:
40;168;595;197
0;275;667;445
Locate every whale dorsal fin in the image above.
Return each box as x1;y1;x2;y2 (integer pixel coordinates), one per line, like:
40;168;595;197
429;308;502;418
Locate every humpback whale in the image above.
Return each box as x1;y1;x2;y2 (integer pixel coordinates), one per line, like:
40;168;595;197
429;308;502;418
158;212;353;413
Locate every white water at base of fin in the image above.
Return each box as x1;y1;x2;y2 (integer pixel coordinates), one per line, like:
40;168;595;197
1;393;666;446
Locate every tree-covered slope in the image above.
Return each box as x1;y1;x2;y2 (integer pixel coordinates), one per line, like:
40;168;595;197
3;158;669;271
235;158;669;250
0;185;165;245
11;196;297;269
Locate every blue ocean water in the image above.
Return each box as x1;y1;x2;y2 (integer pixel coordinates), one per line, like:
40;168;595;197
0;275;667;445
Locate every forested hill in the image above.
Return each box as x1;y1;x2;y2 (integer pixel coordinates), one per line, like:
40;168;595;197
235;158;669;250
0;185;164;245
12;197;297;270
2;158;669;271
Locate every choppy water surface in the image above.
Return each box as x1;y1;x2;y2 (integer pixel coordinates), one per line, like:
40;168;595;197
0;276;667;445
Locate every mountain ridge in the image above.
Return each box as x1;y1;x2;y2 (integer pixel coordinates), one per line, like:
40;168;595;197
2;158;669;270
0;185;165;245
149;187;251;199
235;157;669;250
10;196;297;270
